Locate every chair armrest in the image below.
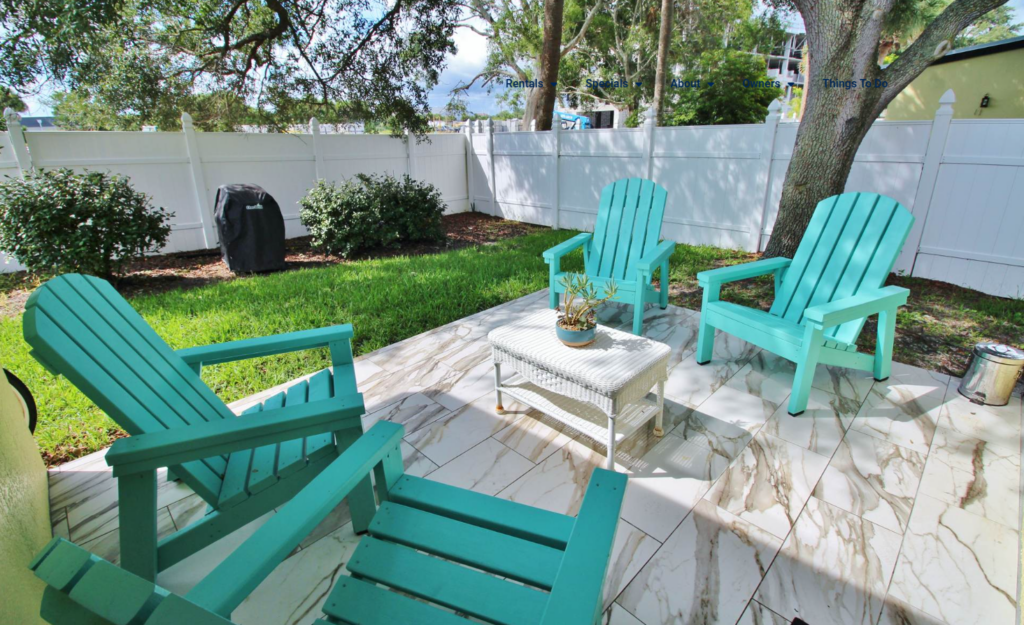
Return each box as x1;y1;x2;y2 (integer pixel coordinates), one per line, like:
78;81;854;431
697;257;791;287
803;286;909;329
635;240;675;273
543;233;592;263
540;469;627;625
105;393;364;476
185;421;405;617
176;324;354;368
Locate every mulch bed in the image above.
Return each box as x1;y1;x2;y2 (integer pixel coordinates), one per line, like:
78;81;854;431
0;212;542;317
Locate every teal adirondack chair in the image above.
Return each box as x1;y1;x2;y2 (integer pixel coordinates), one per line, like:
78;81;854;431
696;192;914;415
544;178;675;335
31;421;628;625
23;273;366;581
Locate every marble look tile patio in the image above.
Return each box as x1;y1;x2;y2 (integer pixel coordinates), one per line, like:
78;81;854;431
703;430;830;540
494;408;576;464
812;429;926;533
498;438;626;516
936;378;1022;453
848;363;948;455
917;426;1021;529
618;499;783;625
621;409;752;541
886;494;1019;625
426;437;535;496
756;496;902;625
736;601;791;625
359;391;449;436
403;393;519;466
759;387;857;457
234;523;362;625
45;293;1024;625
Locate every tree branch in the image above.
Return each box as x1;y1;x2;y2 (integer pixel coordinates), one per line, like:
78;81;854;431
880;0;1008;108
561;0;604;57
325;0;407;82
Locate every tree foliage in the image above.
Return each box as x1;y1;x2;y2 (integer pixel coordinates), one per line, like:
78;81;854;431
663;50;782;126
1;0;462;134
0;85;27;131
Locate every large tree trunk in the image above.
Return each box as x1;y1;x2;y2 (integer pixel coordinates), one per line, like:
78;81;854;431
535;0;565;131
652;0;674;125
522;85;542;128
763;0;1009;258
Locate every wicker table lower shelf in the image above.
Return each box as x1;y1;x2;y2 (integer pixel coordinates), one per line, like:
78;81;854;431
498;376;661;445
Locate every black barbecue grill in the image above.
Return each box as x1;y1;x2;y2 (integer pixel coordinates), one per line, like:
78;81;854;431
213;184;286;273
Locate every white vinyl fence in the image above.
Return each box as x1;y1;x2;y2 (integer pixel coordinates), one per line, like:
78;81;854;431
1;89;1022;299
0;112;470;271
468;90;1024;299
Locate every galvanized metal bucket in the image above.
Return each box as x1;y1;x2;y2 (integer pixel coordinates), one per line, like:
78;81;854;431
958;343;1024;406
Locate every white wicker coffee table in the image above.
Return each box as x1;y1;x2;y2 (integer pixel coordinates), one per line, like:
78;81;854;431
488;309;671;470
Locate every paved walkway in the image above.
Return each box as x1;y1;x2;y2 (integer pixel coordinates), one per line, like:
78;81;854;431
48;290;1022;625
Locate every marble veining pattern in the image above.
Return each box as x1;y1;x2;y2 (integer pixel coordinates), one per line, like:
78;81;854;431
756;496;903;625
848;363;948;454
813;429;925;533
618;499;783;625
918;425;1020;529
887;494;1018;625
703;430;831;539
46;292;1023;625
759;387;856;457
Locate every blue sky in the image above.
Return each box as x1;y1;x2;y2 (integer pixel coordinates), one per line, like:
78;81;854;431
21;0;1024;117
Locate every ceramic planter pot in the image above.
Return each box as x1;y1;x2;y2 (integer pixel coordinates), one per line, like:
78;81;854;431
556;323;596;347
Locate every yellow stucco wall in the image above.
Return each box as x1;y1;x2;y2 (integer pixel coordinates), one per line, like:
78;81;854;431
885;47;1024;120
0;367;50;625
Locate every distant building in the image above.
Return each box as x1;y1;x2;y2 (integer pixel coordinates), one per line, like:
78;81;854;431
19;116;58;131
760;32;807;103
885;35;1024;120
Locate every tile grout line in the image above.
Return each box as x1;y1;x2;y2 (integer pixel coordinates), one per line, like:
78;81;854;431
738;377;877;625
868;376;952;625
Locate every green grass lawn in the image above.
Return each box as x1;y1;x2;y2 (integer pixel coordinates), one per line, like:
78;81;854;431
4;227;1022;465
2;229;583;464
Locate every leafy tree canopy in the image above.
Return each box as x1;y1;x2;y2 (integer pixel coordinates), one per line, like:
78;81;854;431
663;49;782;126
0;0;462;134
0;85;27;131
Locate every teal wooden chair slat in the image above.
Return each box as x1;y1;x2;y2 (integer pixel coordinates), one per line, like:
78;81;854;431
23;273;366;581
33;421;627;625
544;177;675;335
696;192;914;415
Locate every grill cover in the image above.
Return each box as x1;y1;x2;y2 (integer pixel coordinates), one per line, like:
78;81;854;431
214;184;286;273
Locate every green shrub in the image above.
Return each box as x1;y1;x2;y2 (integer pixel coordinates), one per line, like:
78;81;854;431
299;173;446;258
0;168;173;278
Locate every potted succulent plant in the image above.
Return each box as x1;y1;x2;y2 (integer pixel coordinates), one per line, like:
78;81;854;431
556;273;618;347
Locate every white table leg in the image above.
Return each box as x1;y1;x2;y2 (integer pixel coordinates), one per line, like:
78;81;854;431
606;415;616;470
494;363;504;414
654;380;665;437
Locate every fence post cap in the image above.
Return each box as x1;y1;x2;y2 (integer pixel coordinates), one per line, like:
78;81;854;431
3;107;19;122
181;112;194;126
938;89;956;105
309;117;320;129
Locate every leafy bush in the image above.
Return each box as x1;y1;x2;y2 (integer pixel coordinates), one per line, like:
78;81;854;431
299;173;446;258
0;169;173;278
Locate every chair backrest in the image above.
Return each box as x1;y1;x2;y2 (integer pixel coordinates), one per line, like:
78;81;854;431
586;178;668;281
24;274;231;502
768;192;914;344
